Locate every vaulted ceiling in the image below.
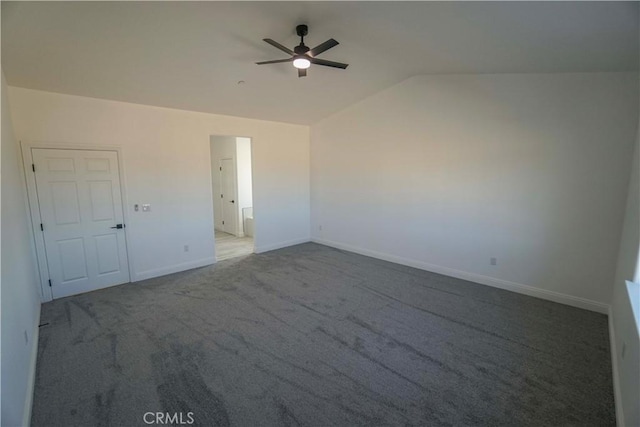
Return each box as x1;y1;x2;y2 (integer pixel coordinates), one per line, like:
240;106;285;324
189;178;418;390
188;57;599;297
2;1;638;125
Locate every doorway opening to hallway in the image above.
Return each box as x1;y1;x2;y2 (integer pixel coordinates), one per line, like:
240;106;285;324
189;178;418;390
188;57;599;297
210;135;254;261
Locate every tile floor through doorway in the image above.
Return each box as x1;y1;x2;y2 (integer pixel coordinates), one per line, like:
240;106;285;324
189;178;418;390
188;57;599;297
215;230;253;260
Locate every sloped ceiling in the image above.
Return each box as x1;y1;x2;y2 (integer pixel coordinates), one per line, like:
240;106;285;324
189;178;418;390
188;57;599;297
2;1;638;125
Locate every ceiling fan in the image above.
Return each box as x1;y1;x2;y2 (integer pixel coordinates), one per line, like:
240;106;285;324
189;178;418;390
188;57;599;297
256;24;348;78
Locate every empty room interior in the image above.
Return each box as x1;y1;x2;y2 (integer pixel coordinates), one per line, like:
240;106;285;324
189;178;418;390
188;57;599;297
1;2;639;426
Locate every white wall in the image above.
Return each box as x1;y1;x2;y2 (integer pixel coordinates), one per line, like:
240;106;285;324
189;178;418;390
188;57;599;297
8;87;310;289
311;73;638;311
210;135;237;233
236;137;253;236
611;111;639;427
1;72;41;426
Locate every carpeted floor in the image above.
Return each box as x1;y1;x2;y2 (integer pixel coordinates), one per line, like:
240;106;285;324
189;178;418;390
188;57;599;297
31;243;614;426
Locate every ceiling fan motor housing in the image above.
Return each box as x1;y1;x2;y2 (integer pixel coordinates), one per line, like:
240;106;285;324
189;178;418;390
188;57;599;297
294;45;310;55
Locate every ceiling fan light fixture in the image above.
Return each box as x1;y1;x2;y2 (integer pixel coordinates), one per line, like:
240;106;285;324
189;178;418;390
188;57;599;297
293;56;311;69
257;26;347;77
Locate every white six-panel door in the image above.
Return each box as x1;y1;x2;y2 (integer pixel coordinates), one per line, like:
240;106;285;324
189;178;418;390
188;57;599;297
32;148;130;298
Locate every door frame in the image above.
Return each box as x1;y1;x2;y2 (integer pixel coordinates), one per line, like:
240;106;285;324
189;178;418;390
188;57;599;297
20;141;134;302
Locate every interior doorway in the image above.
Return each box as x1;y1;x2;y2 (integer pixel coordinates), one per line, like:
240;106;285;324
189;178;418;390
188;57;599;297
210;135;254;261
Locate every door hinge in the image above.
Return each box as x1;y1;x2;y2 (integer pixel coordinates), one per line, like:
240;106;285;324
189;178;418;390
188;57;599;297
40;223;44;231
220;167;222;171
48;279;52;287
32;164;36;172
220;194;223;198
222;220;225;225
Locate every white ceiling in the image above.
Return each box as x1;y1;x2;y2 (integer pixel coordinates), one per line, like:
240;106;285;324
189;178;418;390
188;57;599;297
2;1;638;125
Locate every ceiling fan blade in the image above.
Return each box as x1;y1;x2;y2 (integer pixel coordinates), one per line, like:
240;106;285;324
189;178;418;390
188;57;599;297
309;39;339;57
256;58;293;65
263;38;294;56
298;68;307;78
310;57;349;69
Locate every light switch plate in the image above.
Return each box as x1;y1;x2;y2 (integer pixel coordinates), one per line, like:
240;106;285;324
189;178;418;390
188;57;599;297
142;204;151;212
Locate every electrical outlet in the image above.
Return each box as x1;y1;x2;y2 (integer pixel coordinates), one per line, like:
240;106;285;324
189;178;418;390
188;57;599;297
142;204;151;212
24;330;28;344
184;245;189;252
490;257;497;266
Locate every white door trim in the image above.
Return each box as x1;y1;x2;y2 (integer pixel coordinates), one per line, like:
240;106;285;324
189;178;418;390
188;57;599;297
20;141;134;302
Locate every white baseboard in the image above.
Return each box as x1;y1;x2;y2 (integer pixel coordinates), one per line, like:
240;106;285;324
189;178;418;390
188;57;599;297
254;237;311;254
132;257;215;282
608;307;624;427
23;308;41;427
312;237;609;314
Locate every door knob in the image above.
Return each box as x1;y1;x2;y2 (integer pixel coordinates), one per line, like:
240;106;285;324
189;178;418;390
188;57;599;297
110;224;125;229
230;200;235;203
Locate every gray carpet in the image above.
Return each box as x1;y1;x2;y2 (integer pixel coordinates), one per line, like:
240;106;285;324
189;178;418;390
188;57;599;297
31;243;614;426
